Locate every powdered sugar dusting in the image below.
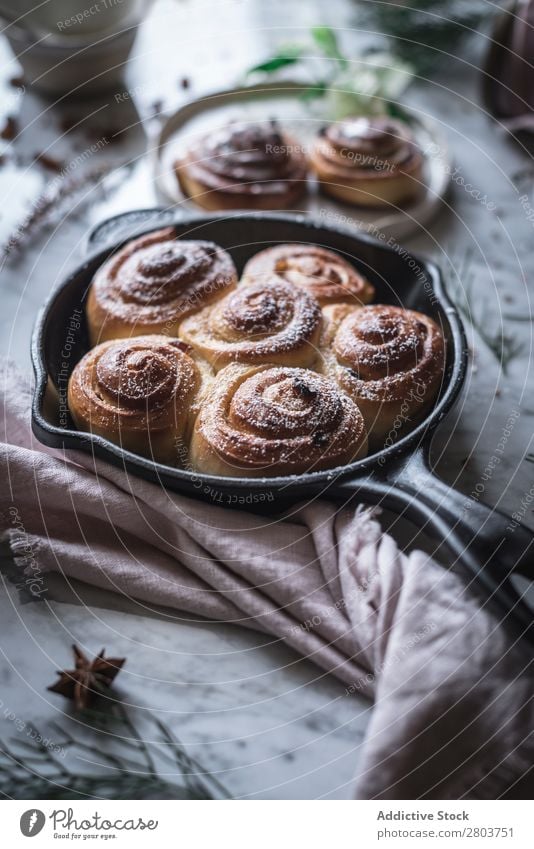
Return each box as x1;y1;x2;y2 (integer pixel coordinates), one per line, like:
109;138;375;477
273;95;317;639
197;364;367;473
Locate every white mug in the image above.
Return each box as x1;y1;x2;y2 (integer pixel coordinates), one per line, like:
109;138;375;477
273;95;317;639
0;0;146;38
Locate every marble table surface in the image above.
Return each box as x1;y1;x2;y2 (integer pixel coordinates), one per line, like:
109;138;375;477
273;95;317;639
0;0;533;799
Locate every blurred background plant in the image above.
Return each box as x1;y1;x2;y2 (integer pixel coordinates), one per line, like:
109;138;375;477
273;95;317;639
355;0;499;76
247;25;414;118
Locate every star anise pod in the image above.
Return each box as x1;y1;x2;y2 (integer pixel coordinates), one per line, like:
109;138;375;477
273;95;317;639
47;645;126;710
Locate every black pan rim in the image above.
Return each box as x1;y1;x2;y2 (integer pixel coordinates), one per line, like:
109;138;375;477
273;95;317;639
31;210;468;491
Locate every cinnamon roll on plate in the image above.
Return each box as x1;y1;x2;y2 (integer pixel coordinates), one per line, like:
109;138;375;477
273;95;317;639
87;227;237;345
310;116;424;208
179;279;322;371
175;121;308;210
241;244;375;307
68;335;211;465
190;363;368;477
319;304;446;447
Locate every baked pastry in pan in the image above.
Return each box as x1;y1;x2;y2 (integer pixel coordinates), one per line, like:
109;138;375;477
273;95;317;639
190;363;368;477
319;303;446;447
179;279;322;371
87;228;237;345
310;116;424;208
241;244;375;307
68;335;211;465
70;236;446;474
175;121;308;210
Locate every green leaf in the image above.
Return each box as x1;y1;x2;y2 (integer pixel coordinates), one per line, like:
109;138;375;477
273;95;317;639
247;46;304;76
299;81;328;101
311;26;347;68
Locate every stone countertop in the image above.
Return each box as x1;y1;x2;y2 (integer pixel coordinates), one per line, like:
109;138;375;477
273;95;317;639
0;0;532;799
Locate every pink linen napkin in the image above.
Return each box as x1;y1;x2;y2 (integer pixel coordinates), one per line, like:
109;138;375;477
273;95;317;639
1;360;533;799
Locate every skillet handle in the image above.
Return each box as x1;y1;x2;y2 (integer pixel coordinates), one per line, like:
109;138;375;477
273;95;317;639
85;207;176;253
333;446;534;646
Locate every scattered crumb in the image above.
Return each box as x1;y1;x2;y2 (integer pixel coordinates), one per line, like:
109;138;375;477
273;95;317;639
101;128;124;145
85;127;126;144
34;152;64;172
149;100;164;118
511;167;534;183
60;115;79;134
0;116;18;141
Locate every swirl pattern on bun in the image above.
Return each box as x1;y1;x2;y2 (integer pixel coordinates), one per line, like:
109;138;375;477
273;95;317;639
310;117;424;208
87;228;237;345
190;363;368;476
319;304;446;446
179;279;322;370
68;335;210;464
175;122;308;210
241;243;375;307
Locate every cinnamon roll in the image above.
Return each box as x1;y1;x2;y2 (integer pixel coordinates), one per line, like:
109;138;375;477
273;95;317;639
190;364;368;477
310;117;424;208
68;336;211;465
175;121;308;210
241;244;375;307
87;228;238;345
179;280;322;371
319;305;446;446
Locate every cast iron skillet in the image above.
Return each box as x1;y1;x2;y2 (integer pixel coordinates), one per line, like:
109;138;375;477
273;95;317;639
31;209;534;645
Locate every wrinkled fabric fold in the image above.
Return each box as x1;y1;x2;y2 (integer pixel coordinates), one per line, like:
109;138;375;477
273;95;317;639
1;360;532;798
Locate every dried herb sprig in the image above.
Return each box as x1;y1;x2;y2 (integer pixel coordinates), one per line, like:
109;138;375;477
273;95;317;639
447;249;524;375
0;161;133;263
0;701;231;800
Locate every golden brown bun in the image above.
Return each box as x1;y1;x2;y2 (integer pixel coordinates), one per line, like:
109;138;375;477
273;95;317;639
241;243;375;307
179;279;323;371
310;117;424;208
190;363;368;477
87;228;237;345
175;122;308;211
68;335;212;465
319;302;362;351
318;304;446;448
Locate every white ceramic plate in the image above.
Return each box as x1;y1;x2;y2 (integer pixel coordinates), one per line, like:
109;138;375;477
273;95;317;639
152;81;450;241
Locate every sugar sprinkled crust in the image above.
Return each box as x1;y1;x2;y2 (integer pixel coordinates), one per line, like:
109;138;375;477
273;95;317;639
190;363;368;476
87;228;237;344
68;335;210;464
318;304;446;446
241;244;375;306
175;122;308;210
179;279;323;371
73;237;446;474
315;117;422;181
310;116;424;208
